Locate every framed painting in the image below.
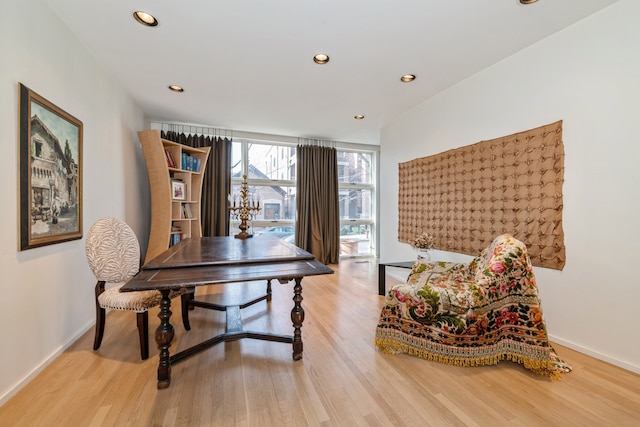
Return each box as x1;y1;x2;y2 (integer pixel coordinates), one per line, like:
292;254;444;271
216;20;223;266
18;83;83;250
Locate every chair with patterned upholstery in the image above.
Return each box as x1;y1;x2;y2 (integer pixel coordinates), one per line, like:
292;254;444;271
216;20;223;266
85;217;189;360
375;234;572;378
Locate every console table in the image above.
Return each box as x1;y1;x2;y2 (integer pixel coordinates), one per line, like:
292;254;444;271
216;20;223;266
378;261;415;295
121;236;333;389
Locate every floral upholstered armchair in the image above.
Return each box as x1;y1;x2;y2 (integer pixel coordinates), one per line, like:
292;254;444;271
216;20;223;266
375;234;571;378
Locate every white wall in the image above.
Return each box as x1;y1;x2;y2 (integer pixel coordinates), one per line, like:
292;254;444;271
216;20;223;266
0;0;149;403
380;0;639;373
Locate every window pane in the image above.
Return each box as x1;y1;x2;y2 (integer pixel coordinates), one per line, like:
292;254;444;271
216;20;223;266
248;142;295;181
337;151;372;184
229;184;296;221
340;224;371;256
254;226;295;241
339;189;372;219
231;141;242;176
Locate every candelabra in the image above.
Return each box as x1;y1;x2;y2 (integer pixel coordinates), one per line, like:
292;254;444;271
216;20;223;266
228;175;261;239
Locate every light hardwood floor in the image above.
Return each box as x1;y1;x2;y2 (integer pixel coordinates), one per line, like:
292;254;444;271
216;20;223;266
1;259;639;426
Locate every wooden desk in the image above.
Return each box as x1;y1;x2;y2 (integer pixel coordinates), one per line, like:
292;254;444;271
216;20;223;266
121;236;333;389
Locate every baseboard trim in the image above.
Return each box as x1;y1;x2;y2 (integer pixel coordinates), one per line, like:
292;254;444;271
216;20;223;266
0;320;95;406
385;267;411;283
548;335;639;374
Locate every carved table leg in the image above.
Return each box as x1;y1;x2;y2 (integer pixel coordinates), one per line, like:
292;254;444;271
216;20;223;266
291;277;304;360
156;289;174;389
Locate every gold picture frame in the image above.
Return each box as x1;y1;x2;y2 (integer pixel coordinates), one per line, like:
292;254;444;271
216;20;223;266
18;83;83;250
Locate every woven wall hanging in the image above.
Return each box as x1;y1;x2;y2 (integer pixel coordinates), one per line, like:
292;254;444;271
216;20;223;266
398;120;565;270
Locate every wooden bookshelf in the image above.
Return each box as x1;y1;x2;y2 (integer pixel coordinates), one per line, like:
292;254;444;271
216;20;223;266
138;129;210;264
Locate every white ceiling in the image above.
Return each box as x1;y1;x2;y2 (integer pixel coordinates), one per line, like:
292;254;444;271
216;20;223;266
45;0;617;145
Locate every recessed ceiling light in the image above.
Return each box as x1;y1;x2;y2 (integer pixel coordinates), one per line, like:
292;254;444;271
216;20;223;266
168;85;184;93
313;54;330;64
133;11;158;27
400;74;416;83
354;115;365;120
519;0;538;4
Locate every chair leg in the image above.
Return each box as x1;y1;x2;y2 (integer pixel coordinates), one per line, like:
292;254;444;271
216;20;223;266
181;292;191;331
136;312;149;360
93;306;106;350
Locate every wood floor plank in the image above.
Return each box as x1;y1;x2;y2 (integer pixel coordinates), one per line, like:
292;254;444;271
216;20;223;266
1;259;639;426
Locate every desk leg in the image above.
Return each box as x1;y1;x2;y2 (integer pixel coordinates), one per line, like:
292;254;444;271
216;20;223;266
291;277;304;360
378;264;386;296
156;289;174;389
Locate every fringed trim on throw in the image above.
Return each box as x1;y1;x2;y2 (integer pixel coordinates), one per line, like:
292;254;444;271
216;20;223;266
374;335;566;380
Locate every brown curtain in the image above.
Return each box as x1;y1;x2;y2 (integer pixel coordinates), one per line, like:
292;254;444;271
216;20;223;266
296;144;340;264
162;130;231;236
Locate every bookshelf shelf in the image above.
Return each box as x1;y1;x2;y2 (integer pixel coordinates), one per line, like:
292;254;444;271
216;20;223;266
138;129;210;264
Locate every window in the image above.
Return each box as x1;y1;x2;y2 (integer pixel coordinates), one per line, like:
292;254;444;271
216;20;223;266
34;139;43;158
231;140;296;237
231;138;377;258
337;150;375;257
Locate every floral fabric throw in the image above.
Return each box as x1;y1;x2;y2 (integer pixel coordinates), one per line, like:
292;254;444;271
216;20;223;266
375;234;571;379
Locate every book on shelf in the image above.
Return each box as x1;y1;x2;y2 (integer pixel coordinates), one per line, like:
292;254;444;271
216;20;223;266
170;233;181;247
179;153;202;172
164;148;177;168
169;225;183;247
182;203;193;219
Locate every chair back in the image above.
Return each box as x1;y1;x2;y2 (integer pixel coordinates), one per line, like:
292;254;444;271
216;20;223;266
471;234;530;283
86;217;140;283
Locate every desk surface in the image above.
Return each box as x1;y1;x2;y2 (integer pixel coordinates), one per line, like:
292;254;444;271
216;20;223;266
123;236;333;292
143;235;313;270
123;258;333;291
